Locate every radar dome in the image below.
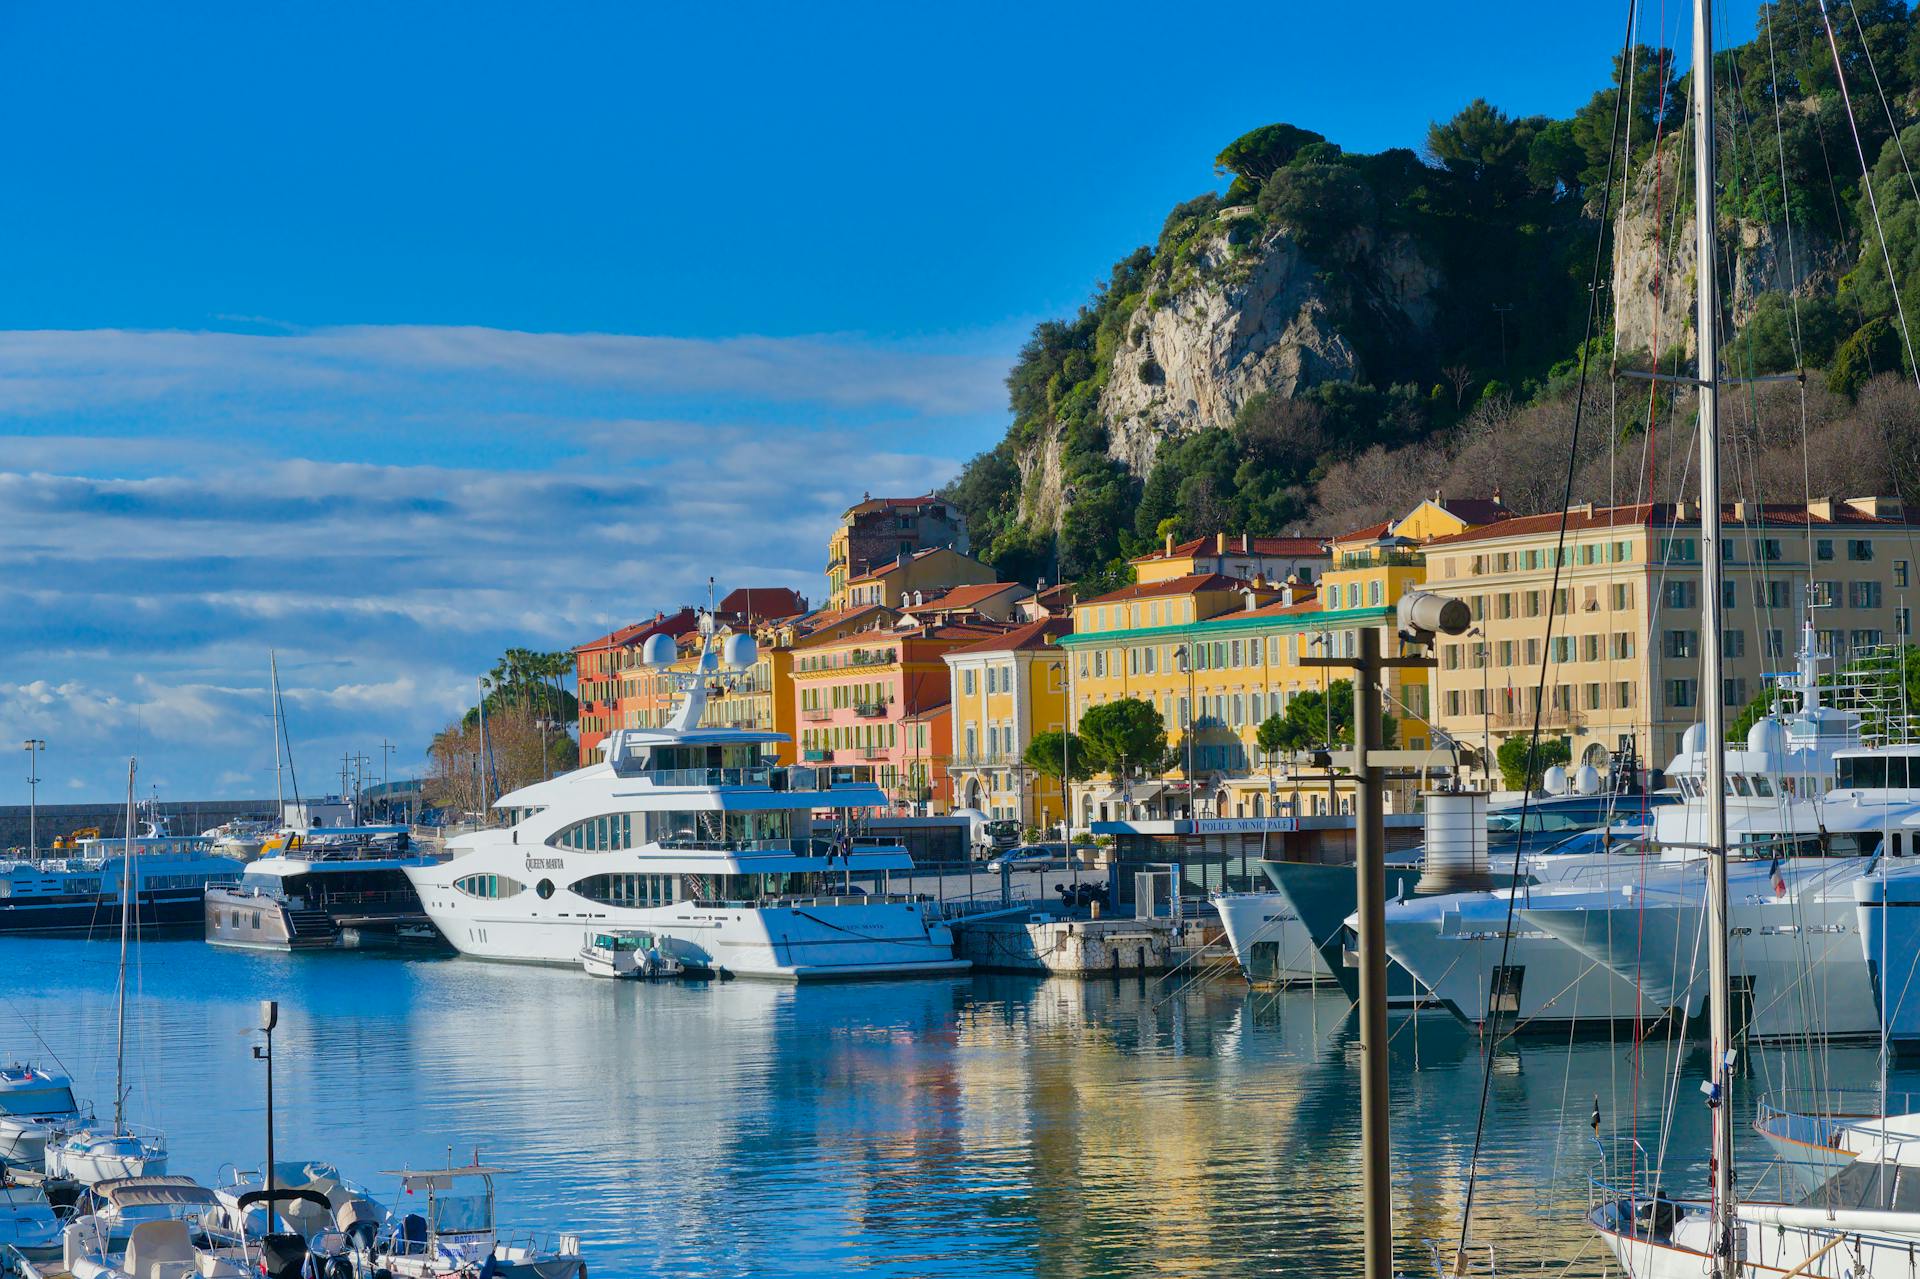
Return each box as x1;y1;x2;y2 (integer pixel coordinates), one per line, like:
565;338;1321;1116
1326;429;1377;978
1543;765;1569;795
721;632;758;670
1747;718;1788;755
1573;765;1602;795
640;634;676;668
1682;724;1707;755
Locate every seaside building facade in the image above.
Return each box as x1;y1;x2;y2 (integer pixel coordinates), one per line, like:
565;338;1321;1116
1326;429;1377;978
826;493;970;611
1424;497;1920;781
792;621;1006;814
941;617;1071;831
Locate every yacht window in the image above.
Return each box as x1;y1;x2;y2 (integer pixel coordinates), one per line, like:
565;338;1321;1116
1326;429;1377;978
453;874;525;900
551;814;636;852
1751;776;1774;797
0;1084;75;1115
1731;775;1753;797
569;874;673;908
1844;758;1889;790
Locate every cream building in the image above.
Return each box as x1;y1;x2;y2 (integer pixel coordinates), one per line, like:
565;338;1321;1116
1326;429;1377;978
1424;498;1920;781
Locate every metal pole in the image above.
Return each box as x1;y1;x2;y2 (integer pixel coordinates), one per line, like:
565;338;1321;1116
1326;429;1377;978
1352;625;1392;1279
23;740;42;857
1692;0;1735;1268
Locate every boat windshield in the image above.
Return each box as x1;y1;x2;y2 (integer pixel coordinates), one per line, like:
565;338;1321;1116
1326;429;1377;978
1800;1157;1920;1211
0;1084;76;1115
430;1191;493;1233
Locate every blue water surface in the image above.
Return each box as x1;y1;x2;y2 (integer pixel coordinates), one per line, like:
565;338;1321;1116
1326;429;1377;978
0;936;1900;1277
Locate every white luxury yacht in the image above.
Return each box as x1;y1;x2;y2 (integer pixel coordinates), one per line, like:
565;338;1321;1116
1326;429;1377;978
407;618;968;980
1383;627;1917;1037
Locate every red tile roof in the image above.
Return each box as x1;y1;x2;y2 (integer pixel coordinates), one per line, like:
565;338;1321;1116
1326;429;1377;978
849;545;960;581
844;492;940;517
943;616;1071;656
1423;500;1920;547
906;581;1028;611
1075;572;1260;606
1433;497;1514;525
720;587;808;619
1130;534;1330;564
574;608;700;654
1336;520;1393;543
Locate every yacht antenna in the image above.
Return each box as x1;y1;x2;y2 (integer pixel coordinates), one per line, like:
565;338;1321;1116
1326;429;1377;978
115;757;134;1134
1690;0;1737;1270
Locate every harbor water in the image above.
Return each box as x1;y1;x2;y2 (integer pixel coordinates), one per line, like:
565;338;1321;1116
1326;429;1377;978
0;935;1900;1277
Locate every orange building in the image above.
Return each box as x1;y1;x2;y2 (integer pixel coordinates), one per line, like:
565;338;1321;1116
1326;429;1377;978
791;619;1008;813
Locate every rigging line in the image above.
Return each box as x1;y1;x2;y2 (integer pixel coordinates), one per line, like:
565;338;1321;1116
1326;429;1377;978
1452;1;1641;1258
1816;1;1920;384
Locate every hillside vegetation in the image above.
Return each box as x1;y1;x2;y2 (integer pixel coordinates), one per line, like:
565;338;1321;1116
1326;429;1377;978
947;2;1920;593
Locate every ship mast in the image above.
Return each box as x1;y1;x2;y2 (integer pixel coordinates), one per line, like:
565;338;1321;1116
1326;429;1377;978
115;757;134;1134
1690;0;1736;1270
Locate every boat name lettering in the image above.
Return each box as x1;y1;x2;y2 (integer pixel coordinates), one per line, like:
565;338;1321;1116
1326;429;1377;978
525;857;565;871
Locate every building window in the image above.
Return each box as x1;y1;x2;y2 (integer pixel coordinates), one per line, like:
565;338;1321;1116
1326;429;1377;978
1664;581;1697;609
1666;680;1697;708
1665;630;1698;659
1722;630;1745;658
1898;560;1910;589
1849;581;1884;609
1816;539;1834;561
1849;539;1875;562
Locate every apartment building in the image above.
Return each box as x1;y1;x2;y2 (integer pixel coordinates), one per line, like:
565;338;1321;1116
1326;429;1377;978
1424;498;1920;780
826;493;969;610
942;617;1070;830
792;620;1007;813
1130;532;1330;586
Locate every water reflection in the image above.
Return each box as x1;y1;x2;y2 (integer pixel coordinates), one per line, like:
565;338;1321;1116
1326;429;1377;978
2;938;1910;1277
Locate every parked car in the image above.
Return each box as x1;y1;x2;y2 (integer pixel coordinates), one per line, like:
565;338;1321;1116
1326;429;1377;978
987;843;1086;873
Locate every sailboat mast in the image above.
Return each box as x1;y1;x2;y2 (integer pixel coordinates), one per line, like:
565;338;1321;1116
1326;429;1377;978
116;757;134;1134
1690;0;1736;1269
271;651;284;814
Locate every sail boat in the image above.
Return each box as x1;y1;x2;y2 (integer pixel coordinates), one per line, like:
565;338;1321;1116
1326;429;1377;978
45;759;168;1187
1585;1;1920;1274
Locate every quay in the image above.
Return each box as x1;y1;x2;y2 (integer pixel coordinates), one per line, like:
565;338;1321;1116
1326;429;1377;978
948;909;1225;975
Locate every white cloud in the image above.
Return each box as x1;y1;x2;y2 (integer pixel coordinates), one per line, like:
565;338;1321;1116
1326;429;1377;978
0;322;1009;801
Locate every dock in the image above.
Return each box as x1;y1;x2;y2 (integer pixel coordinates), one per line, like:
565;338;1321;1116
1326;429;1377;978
949;910;1225;976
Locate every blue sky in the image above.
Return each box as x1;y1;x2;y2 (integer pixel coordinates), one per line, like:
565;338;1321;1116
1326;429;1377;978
0;0;1761;803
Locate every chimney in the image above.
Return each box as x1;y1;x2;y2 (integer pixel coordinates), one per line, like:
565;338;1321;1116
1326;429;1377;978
1241;532;1251;554
1809;497;1837;521
1215;532;1227;556
1732;500;1750;522
1165;531;1175;556
1675;500;1693;521
1282;583;1297;606
1846;495;1904;519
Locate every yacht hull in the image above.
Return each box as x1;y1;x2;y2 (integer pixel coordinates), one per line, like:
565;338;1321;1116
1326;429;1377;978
412;870;967;980
1210;891;1332;986
1855;866;1920;1046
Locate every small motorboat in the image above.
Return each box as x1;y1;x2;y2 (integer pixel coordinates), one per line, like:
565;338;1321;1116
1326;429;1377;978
370;1159;584;1279
0;1065;87;1172
0;1176;62;1270
47;1125;167;1188
579;929;684;980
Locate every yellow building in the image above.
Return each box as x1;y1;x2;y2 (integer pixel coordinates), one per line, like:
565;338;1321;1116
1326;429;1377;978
845;545;997;610
1130;532;1330;586
942;617;1071;831
1424;497;1920;782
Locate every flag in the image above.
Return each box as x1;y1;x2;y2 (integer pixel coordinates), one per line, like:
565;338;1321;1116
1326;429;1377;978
1769;859;1786;898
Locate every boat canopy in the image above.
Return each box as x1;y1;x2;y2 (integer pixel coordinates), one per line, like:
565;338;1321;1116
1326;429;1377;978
99;1178;219;1209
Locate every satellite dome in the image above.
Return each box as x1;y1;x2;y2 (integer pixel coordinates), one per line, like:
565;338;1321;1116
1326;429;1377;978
1682;724;1707;755
641;634;676;668
721;632;758;670
1573;765;1602;795
1746;718;1787;756
1543;765;1569;796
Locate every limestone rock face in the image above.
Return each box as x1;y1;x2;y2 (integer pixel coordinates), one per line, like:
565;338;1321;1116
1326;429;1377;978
1096;222;1440;476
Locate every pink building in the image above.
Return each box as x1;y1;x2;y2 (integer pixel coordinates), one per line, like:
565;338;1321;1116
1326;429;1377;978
790;622;1003;814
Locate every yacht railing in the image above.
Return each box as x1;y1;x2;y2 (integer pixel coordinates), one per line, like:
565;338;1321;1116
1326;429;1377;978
642;764;878;790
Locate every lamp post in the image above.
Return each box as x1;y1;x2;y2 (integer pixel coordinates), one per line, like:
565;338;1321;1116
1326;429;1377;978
1173;642;1197;819
252;1000;280;1233
22;740;43;857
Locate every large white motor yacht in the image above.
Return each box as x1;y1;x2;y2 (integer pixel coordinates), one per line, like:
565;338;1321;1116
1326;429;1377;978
407;619;968;981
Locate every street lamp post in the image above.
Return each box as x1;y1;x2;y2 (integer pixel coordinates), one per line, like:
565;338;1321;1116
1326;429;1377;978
1174;643;1197;819
22;740;43;857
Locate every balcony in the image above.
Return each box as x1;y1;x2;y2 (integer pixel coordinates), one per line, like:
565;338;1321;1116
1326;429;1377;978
854;701;891;719
1488;706;1586;732
801;707;832;722
949;753;1017;770
859;745;889;760
803;749;832;762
